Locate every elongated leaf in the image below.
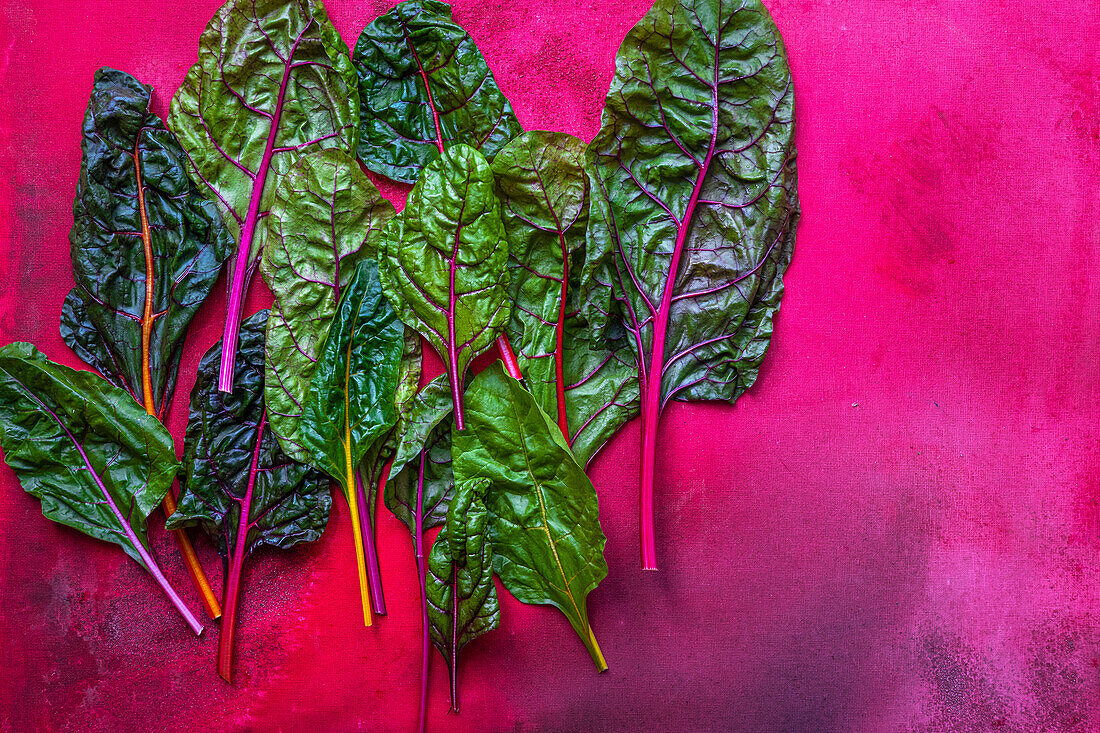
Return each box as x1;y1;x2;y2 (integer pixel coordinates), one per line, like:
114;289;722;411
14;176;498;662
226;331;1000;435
384;375;454;536
169;309;329;679
262;149;396;464
299;259;405;624
378;144;510;429
426;477;499;711
61;67;231;419
0;343;201;634
586;0;798;567
453;363;608;670
169;0;359;392
492;131;638;464
353;0;523;183
357;327;423;493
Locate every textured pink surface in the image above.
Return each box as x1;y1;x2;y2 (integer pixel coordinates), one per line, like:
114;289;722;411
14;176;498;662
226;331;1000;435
1;0;1098;731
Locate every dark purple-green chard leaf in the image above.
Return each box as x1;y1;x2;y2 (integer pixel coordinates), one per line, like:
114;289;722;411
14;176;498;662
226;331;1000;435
262;149;396;465
378;145;511;430
60;66;232;619
586;0;798;569
491;131;639;466
61;67;231;419
0;343;201;635
168;309;329;681
426;477;499;712
169;0;358;394
298;259;405;626
352;0;523;184
453;363;608;671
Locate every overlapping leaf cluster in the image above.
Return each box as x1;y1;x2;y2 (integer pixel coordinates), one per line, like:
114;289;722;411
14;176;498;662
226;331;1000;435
0;0;797;727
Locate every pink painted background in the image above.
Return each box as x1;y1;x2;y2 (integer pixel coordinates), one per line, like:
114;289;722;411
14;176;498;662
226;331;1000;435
1;0;1097;730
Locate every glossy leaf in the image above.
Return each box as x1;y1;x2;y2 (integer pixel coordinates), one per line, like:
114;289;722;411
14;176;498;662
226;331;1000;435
299;259;405;625
586;0;798;568
379;144;510;430
262;149;396;464
353;0;523;183
426;477;499;711
169;0;359;392
491;131;638;464
453;363;608;670
169;309;329;680
0;343;201;634
60;67;231;419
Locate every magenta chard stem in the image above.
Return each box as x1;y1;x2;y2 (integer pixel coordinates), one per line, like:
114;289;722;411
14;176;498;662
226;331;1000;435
414;451;429;733
355;468;386;616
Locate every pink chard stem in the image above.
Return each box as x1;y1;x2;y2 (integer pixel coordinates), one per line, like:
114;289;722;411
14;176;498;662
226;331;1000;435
415;451;429;733
355;468;386;616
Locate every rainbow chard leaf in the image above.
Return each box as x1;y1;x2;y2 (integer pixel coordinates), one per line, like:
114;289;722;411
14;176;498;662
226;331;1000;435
298;260;405;626
60;67;232;619
454;363;608;671
378;145;511;430
352;0;523;184
169;0;359;394
586;0;799;568
262;149;396;466
168;310;329;682
0;343;202;635
491;131;639;466
426;477;499;713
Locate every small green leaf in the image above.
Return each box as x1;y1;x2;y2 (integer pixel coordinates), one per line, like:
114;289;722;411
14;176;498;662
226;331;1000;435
378;145;510;429
454;363;608;670
426;477;499;711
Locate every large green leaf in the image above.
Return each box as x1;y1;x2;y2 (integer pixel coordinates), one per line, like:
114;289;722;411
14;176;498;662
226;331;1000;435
169;309;329;679
586;0;798;568
453;363;608;671
378;144;510;430
169;0;359;392
0;343;201;634
491;131;639;465
352;0;523;183
262;149;396;464
60;67;231;419
426;477;499;711
298;259;405;624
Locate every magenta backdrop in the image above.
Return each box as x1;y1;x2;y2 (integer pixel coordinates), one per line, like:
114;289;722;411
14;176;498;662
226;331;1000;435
0;0;1097;731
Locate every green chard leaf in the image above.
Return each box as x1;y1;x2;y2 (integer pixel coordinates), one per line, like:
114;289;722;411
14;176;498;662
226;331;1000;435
169;309;329;681
491;131;639;466
426;477;499;712
169;0;359;393
299;259;405;625
262;149;396;465
378;145;511;430
353;0;523;183
0;343;201;634
61;67;232;420
454;363;609;671
586;0;798;568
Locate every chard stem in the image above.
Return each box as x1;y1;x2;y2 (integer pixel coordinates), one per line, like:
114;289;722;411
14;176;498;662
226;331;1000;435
355;468;386;616
415;451;429;733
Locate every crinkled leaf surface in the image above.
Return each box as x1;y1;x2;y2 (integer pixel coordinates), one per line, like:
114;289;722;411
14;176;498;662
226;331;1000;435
378;144;510;428
453;363;608;670
384;375;454;536
61;67;231;418
491;131;638;465
426;477;499;711
0;343;201;633
353;0;523;183
262;149;396;464
169;0;359;391
299;259;405;496
170;309;330;557
358;327;422;496
586;0;798;408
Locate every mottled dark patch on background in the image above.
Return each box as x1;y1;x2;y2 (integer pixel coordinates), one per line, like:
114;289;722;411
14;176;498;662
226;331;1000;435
0;0;1097;731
